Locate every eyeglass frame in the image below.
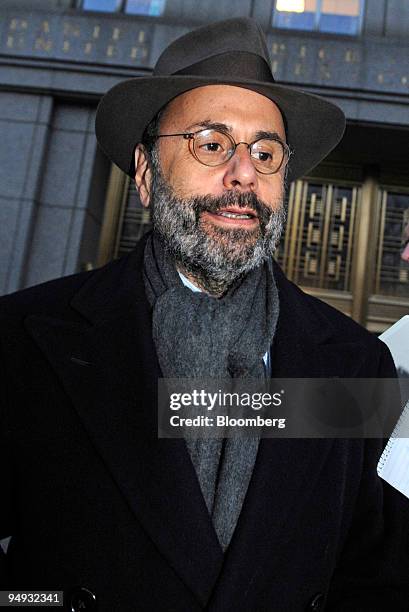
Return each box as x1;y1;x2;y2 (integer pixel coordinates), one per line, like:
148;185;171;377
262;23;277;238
155;128;292;175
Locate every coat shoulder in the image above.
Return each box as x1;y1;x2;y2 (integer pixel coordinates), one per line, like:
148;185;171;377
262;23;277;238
275;272;396;376
0;254;132;324
274;264;394;373
275;264;373;342
300;286;373;342
0;269;96;323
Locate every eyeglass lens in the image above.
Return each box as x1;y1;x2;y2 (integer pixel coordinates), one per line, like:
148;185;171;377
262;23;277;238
192;129;285;174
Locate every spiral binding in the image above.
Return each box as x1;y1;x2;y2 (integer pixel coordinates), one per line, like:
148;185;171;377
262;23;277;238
377;400;409;475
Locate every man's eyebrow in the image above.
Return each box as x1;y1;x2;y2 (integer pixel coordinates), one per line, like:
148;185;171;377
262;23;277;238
254;130;285;142
185;120;232;132
185;121;285;143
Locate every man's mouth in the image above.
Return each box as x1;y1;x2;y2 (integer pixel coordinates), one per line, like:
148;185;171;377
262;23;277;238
215;207;257;218
215;211;255;219
203;207;259;224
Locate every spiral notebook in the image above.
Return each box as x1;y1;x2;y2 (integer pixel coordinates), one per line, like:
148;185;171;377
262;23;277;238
377;316;409;498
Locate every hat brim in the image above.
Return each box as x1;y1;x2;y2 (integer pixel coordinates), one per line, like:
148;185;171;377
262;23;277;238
95;75;345;184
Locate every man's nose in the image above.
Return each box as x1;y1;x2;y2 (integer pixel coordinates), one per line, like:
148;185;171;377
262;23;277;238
222;143;258;191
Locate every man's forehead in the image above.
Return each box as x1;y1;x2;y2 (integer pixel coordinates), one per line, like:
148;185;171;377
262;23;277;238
162;84;285;135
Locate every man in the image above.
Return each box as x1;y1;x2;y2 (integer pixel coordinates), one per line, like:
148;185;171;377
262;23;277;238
1;17;408;612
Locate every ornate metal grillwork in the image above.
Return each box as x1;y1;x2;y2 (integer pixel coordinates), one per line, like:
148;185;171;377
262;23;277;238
374;189;409;297
276;180;358;292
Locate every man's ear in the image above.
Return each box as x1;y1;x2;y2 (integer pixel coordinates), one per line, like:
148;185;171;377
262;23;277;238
134;145;152;208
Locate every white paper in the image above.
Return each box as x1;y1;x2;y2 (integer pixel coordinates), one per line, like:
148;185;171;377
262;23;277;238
380;315;409;375
377;317;409;497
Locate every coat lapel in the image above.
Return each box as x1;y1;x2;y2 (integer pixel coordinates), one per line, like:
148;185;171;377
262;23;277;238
25;240;223;607
207;263;368;607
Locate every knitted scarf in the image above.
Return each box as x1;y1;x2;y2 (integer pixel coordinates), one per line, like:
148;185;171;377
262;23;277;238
143;231;279;551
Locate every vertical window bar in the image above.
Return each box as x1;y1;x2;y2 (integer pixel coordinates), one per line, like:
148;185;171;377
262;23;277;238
315;0;322;31
358;0;365;36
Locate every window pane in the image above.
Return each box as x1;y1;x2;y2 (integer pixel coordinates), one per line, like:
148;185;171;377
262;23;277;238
82;0;121;11
125;0;166;16
319;14;360;34
322;0;360;16
320;0;362;34
273;0;317;31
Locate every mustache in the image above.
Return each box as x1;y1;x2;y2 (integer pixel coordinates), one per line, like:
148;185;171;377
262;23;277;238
189;191;274;229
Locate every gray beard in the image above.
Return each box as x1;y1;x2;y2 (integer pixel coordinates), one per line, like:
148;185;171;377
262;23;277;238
148;152;286;295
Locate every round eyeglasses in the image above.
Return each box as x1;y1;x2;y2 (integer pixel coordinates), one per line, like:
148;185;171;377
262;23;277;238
156;128;291;175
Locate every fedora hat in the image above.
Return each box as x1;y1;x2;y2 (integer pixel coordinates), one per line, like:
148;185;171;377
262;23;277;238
95;17;345;184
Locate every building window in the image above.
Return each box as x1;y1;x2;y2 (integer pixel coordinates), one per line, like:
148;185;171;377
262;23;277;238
82;0;121;11
125;0;165;16
81;0;166;16
272;0;364;35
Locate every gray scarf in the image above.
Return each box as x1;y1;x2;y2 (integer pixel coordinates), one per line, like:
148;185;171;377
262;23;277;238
143;231;279;550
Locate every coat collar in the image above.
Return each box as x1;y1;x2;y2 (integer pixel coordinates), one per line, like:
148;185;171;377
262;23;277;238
25;235;364;607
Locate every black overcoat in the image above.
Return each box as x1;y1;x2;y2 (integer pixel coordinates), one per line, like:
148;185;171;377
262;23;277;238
1;236;409;611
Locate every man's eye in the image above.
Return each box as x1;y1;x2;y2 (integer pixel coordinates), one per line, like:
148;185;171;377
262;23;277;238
254;151;272;162
201;142;222;152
